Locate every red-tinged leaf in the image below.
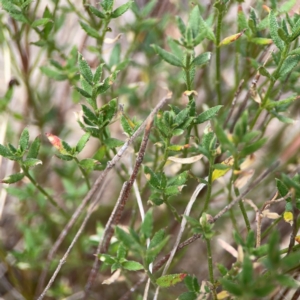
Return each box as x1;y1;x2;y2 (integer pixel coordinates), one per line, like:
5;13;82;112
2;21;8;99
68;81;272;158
45;133;63;151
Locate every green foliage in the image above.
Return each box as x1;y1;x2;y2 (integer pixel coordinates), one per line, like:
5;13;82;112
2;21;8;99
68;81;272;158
1;1;300;299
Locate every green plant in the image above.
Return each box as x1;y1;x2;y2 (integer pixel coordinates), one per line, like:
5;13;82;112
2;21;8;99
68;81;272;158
0;0;300;299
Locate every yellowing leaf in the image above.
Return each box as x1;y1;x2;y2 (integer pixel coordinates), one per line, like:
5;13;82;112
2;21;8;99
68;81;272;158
240;154;256;170
212;156;234;182
183;90;198;96
219;29;246;46
295;236;300;244
217;291;230;299
168;154;203;164
283;211;293;226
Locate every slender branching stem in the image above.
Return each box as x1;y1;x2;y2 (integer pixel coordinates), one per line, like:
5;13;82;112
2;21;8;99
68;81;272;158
205;238;217;300
22;167;68;218
215;9;223;105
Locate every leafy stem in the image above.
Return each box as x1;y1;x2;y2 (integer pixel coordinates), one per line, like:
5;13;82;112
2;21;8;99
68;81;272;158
233;156;251;232
205;237;217;300
157;138;170;172
74;157;91;189
250;45;290;130
21;166;68;218
215;8;223;105
164;196;181;223
201;156;214;214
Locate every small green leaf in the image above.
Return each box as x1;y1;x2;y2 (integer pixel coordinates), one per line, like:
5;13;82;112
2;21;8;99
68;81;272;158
1;173;25;184
101;0;114;12
104;138;124;149
40;66;67;81
88;5;105;19
120;115;133;136
151;45;184;67
93;64;104;83
266;232;280;269
141;0;157;17
31;18;52;28
270;111;294;123
220;279;243;296
174;108;189;127
277;28;289;43
99;254;116;264
165;185;185;196
140;209;153;239
27;136;40;159
275;274;299;288
122;260;144;271
277;55;300;78
60;141;72;155
75;87;92;98
78;53;93;84
172;129;184;136
109;44;121;68
178;291;198;300
111;1;133;18
156;273;187;288
250;37;273;45
115;227;141;252
117;244;127;260
111;262;122;272
176;16;186;36
168;171;188;186
240;138;267;156
22;158;42;168
191;52;211;67
76;133;91;153
144;166;160;189
266;95;298;111
146;230;168;265
82;104;98;124
269;10;284;51
187;5;201;39
0;144;13;158
194;105;222;124
258;66;273;79
241;256;253;286
148;229;165;249
276;178;291;202
252;283;275;297
287;47;300;56
184;275;200;294
215;123;235;153
80;21;101;39
78;158;99;170
290;17;300;41
19;128;29;153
